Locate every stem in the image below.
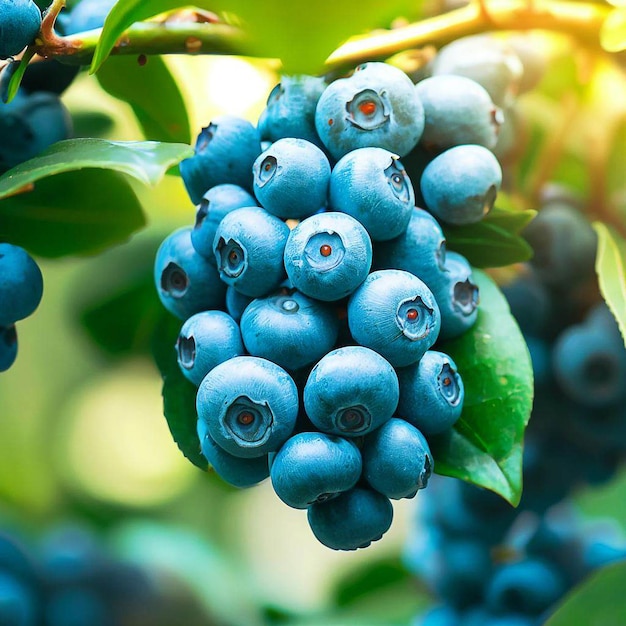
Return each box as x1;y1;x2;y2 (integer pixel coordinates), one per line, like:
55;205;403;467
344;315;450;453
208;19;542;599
28;0;611;69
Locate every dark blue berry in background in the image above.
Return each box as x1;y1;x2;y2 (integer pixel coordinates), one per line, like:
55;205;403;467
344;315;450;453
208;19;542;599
270;432;362;509
416;74;501;152
421;144;502;225
429;251;479;341
283;211;372;301
240;289;339;371
63;0;117;34
0;243;43;326
348;269;441;367
329;147;415;241
196;356;299;458
258;75;327;148
304;345;399;437
0;0;41;59
197;419;269;488
307;487;393;551
179;115;262;204
362;417;433;499
253;137;331;220
0;570;37;626
213;206;290;298
176;310;244;386
0;325;17;372
153;227;226;320
315;61;425;160
397;351;464;435
190;184;257;261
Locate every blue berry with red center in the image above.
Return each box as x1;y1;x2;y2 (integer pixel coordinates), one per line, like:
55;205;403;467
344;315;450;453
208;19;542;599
283;212;372;301
270;432;362;509
430;251;479;341
179;115;262;204
348;269;441;367
253;138;331;220
0;325;17;372
362;417;433;499
421;144;502;225
374;208;447;291
307;486;393;551
315;61;424;160
154;227;226;320
258;75;327;148
0;243;43;326
329;147;415;241
240;289;339;371
415;74;502;152
397;351;464;435
176;311;244;386
196;356;299;458
213;206;290;298
190;184;257;261
304;345;399;437
0;0;41;59
197;418;269;487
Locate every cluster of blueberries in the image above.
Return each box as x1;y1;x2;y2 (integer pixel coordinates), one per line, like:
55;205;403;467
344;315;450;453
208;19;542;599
153;58;511;550
0;522;204;626
0;243;43;372
0;0;117;174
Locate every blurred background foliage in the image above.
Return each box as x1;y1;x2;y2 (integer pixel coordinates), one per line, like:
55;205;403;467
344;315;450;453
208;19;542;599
1;0;626;624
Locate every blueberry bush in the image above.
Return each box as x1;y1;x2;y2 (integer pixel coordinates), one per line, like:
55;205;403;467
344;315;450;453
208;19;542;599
1;0;626;624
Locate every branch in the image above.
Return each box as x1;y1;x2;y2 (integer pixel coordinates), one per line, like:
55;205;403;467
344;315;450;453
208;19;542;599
23;0;613;71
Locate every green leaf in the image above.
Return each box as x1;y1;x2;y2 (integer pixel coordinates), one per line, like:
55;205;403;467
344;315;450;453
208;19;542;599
152;313;208;471
432;270;534;505
91;0;420;75
601;8;626;52
0;139;192;200
443;207;536;268
0;169;145;257
97;56;192;144
593;221;626;345
546;561;626;626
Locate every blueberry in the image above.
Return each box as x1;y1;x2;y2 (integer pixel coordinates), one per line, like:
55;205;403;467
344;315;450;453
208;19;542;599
270;432;362;509
176;311;244;386
485;557;566;616
397;351;464;435
213;206;289;297
253;138;331;220
315;62;425;160
179;116;262;204
240;289;339;371
348;269;441;367
373;207;447;290
283;212;372;301
500;269;551;337
196;356;299;458
420;144;502;225
307;487;393;551
0;0;41;59
0;243;43;326
0;571;37;626
64;0;117;33
329;147;415;241
430;34;524;108
416;74;502;152
362;417;433;499
429;251;479;341
190;184;257;261
197;418;269;487
304;345;399;437
0;325;17;372
258;75;327;148
416;605;460;626
0;91;73;173
153;227;226;320
225;285;253;322
552;315;626;408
